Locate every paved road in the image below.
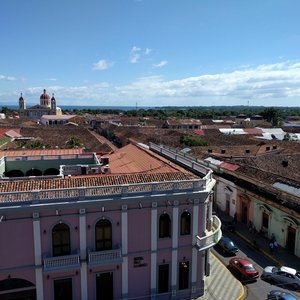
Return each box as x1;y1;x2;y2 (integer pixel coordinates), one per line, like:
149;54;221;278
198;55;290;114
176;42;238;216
213;230;300;300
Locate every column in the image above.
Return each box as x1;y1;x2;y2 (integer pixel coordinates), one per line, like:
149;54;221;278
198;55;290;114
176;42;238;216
79;209;88;300
191;200;199;295
121;205;128;299
33;212;44;300
150;202;157;297
171;201;179;298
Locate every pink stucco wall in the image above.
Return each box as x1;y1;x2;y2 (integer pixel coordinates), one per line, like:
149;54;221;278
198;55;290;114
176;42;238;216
128;208;151;252
0;216;34;269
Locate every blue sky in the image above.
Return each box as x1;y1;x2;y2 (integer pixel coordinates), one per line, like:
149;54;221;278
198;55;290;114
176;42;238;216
1;0;300;107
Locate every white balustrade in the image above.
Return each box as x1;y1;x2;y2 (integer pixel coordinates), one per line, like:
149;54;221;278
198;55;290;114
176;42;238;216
88;249;122;266
195;216;222;251
43;253;80;272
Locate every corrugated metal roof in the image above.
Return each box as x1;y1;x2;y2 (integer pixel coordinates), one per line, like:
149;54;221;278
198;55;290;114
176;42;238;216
259;128;284;134
180;148;191;154
273;182;300;197
204;157;223;166
219;129;246;135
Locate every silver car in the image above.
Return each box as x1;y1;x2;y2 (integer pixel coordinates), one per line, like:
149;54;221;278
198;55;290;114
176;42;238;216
262;266;300;289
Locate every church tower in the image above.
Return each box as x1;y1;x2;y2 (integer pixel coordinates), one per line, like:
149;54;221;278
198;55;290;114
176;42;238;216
51;93;56;113
19;93;26;112
40;89;50;107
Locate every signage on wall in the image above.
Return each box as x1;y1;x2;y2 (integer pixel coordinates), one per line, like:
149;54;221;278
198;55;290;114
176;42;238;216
134;256;147;268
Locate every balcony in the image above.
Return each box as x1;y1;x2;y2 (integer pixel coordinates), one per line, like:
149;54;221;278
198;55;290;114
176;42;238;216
195;215;222;251
43;252;80;272
88;248;123;266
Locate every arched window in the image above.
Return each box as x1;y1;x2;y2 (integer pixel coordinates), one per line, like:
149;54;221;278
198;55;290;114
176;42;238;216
180;211;191;235
25;168;42;176
159;213;171;238
95;219;112;251
52;223;71;256
5;170;24;177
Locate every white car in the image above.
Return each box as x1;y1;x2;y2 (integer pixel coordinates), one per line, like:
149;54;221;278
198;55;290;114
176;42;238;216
262;266;300;289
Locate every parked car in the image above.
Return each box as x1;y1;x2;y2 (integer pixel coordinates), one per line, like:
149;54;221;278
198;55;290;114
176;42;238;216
267;289;298;300
221;219;235;232
218;236;238;255
229;258;259;280
262;266;300;289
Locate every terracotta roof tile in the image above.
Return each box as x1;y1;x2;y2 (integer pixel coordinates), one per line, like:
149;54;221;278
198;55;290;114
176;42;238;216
0;172;196;193
108;144;180;174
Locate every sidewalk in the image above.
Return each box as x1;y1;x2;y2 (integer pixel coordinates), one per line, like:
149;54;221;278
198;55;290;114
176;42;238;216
197;253;244;300
219;211;300;271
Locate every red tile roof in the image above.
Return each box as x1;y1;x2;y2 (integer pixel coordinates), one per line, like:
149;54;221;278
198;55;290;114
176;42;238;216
108;144;181;174
220;162;240;171
194;129;205;136
0;143;197;194
0;172;196;193
243;128;263;135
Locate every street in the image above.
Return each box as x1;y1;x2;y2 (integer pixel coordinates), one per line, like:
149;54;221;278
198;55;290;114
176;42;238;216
213;230;300;300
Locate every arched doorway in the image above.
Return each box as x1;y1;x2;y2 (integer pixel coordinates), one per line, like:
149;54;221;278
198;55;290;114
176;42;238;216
0;278;36;300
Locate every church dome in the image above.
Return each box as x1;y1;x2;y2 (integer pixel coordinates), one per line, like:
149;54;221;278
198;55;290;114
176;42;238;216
19;93;24;101
40;89;50;100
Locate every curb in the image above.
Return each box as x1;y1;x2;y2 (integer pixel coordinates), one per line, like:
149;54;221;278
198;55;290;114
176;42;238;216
211;252;245;300
234;231;284;266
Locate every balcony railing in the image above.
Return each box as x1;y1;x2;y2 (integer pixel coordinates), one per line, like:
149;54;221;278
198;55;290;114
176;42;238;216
195;215;222;251
88;248;122;266
149;142;213;181
43;253;80;272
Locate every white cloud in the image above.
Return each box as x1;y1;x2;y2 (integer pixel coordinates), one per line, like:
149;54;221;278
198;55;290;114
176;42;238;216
93;59;113;70
145;48;152;55
130;46;152;63
46;78;57;81
4;61;300;107
153;60;168;68
0;74;16;81
130;46;141;64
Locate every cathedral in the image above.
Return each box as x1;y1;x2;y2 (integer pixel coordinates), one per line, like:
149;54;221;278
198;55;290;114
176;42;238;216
19;89;62;119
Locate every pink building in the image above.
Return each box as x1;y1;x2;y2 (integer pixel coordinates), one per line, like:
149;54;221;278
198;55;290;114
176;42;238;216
0;143;221;300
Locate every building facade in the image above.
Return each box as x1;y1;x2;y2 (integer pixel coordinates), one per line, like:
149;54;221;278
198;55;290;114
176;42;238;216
0;143;220;300
214;168;300;258
19;89;62;120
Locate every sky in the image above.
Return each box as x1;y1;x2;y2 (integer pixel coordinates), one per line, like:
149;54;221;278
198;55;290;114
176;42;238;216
1;0;300;108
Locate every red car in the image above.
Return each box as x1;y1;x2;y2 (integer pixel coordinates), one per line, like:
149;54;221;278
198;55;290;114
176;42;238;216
229;258;259;280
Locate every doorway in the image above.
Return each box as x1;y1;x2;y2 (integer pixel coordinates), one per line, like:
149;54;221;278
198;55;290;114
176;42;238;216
241;203;248;224
54;278;73;300
96;272;113;300
286;226;296;253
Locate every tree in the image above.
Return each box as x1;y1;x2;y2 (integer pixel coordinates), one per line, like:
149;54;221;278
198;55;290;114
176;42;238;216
66;136;82;148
